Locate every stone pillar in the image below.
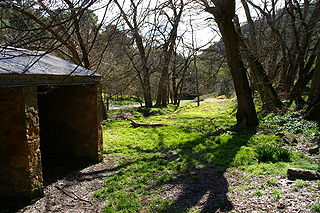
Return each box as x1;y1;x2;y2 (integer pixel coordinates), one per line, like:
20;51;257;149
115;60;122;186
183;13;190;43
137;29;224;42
70;83;103;161
0;87;43;202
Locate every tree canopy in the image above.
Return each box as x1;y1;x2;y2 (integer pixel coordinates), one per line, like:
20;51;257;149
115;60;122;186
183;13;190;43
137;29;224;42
1;0;320;124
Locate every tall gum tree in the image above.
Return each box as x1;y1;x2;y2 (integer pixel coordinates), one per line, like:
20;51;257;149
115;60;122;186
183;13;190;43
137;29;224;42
155;0;184;107
246;0;320;107
305;42;320;120
114;0;154;107
201;0;258;126
236;0;283;112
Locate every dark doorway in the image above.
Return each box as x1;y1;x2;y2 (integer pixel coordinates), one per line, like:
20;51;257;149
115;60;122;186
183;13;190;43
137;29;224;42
37;85;101;185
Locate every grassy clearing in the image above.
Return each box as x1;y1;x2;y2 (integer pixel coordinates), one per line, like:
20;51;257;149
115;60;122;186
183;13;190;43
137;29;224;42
96;98;319;212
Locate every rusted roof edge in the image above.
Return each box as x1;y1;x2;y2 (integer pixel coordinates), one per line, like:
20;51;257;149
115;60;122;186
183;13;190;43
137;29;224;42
0;74;101;88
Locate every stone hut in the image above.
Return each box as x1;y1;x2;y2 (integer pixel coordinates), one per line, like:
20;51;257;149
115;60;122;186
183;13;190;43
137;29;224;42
0;47;103;202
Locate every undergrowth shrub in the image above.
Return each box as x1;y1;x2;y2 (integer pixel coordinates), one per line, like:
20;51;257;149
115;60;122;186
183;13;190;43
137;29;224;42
232;146;256;166
259;112;319;139
256;144;291;163
310;203;320;212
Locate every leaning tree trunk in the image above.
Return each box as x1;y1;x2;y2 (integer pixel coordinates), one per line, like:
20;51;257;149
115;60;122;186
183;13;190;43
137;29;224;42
290;66;315;109
305;44;320;120
205;0;258;126
233;8;283;112
308;59;320;104
290;45;318;109
155;0;184;107
245;53;283;111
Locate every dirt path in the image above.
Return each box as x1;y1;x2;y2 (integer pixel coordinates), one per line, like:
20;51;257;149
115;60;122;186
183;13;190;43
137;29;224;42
14;158;116;213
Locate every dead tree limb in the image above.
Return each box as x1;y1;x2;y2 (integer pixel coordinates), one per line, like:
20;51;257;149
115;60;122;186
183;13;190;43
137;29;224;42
128;119;168;127
55;186;92;204
287;168;320;180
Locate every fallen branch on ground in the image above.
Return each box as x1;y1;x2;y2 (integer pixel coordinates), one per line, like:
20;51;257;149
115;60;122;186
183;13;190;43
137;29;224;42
287;168;320;180
128;119;168;127
55;186;92;204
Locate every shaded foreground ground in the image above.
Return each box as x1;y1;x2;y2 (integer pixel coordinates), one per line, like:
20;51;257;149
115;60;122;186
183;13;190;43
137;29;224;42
12;158;319;212
5;98;320;212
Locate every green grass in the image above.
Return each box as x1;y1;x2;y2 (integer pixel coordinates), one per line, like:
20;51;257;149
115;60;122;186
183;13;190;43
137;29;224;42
254;190;263;196
255;144;292;163
97;98;319;212
310;203;320;212
294;179;310;188
263;177;278;186
109;100;142;106
272;189;282;199
103;191;141;213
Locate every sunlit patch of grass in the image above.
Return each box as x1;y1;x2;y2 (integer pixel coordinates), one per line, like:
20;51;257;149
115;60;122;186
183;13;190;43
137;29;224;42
109;99;142;106
234;185;250;191
240;162;290;177
103;191;141;213
254;190;263;196
291;158;320;171
255;144;291;163
272;188;282;199
263;177;278;186
310;203;320;212
294;179;310;188
147;197;174;212
97;98;320;211
232;146;256;166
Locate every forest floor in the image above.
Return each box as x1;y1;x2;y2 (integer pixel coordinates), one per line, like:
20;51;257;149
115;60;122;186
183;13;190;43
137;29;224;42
11;98;320;213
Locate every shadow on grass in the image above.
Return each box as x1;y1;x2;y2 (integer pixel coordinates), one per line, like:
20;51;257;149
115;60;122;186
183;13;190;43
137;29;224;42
98;123;257;212
152;126;257;212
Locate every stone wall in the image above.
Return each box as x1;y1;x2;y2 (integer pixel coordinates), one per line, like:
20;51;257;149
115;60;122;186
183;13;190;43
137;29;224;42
38;84;103;167
0;84;102;202
0;87;43;201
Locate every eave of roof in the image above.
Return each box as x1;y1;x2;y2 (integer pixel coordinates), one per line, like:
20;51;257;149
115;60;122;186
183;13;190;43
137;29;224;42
0;74;101;88
0;47;101;87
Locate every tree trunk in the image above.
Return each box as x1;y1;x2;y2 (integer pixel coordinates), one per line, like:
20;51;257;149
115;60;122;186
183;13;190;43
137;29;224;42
308;59;320;104
194;55;200;107
305;101;320;120
287;168;320;180
246;53;283;111
305;44;320;120
155;0;183;107
155;67;170;107
277;56;291;94
176;59;189;106
171;54;179;105
114;0;153;108
289;53;317;109
143;77;153;108
101;98;108;120
205;0;258;126
234;7;283;112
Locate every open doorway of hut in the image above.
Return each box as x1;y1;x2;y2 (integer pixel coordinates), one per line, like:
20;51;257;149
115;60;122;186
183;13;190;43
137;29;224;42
37;85;95;185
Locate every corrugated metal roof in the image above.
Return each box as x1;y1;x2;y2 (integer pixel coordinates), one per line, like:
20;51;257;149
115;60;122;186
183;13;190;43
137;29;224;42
0;47;99;77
